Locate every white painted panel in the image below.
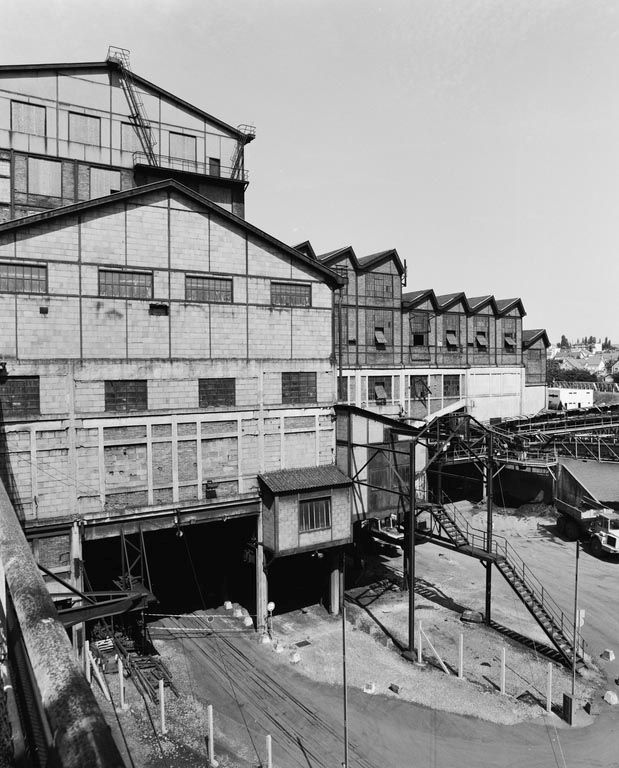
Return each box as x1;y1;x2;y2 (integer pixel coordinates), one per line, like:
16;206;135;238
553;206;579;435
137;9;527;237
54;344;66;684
28;157;61;196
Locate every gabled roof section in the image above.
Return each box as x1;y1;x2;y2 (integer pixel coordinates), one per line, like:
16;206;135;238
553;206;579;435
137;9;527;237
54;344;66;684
522;329;550;349
436;292;467;311
293;241;317;260
495;297;526;317
357;249;404;275
0;180;344;289
466;295;498;314
401;289;438;311
317;246;359;268
0;60;248;141
258;465;352;495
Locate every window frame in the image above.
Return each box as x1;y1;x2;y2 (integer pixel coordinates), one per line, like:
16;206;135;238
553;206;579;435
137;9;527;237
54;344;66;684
410;311;429;347
368;376;392;404
68;112;101;145
185;274;233;304
11;100;46;136
0;376;40;418
443;374;461;398
98;268;153;300
0;262;47;295
104;380;148;413
299;495;332;533
27;157;62;198
169;131;197;162
198;378;236;409
270;281;312;308
281;372;317;405
365;272;394;299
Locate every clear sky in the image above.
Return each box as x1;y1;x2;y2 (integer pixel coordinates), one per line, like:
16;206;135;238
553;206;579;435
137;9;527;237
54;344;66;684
2;0;618;344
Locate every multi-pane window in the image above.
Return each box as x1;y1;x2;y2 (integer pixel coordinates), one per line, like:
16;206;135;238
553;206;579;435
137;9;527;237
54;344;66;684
299;496;331;532
443;375;461;398
28;158;62;197
90;168;121;197
368;376;392;404
444;314;460;350
410;375;430;404
366;310;392;346
99;269;153;299
271;282;311;308
411;312;429;346
0;376;40;418
0;160;9;204
504;318;517;352
185;275;233;303
199;378;236;408
474;317;489;350
69;113;101;144
11;101;46;136
121;122;142;153
169;132;197;161
0;263;47;294
104;380;147;412
282;372;317;404
365;273;394;299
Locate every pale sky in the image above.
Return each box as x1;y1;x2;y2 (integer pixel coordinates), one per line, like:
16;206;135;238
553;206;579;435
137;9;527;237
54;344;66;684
2;0;618;344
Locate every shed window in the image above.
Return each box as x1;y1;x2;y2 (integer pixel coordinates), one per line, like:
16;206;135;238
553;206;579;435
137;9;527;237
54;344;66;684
504;334;516;351
443;375;460;398
411;312;429;346
475;331;488;349
410;376;430;404
365;273;394;299
282;372;317;404
169;132;197;161
271;282;311;307
0;263;47;294
99;269;153;299
374;328;387;346
445;331;459;350
186;275;233;303
368;376;392;404
0;376;40;418
199;378;236;408
0;160;10;205
28;158;62;197
104;380;147;412
11;101;46;136
69;113;101;144
299;497;331;532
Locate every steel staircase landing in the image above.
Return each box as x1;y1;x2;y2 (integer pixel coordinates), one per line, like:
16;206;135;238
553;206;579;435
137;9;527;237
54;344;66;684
423;503;586;669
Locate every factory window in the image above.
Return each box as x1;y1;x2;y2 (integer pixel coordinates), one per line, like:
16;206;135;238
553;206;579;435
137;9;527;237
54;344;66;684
28;158;62;197
503;319;517;353
410;375;430;404
365;273;394;299
444;314;460;351
185;275;233;303
69;113;101;145
271;282;311;308
366;311;392;347
0;376;40;418
90;168;121;197
0;160;10;204
282;372;317;404
475;331;488;349
11;101;46;136
299;496;331;532
169;132;197;161
104;380;147;412
368;376;392;404
198;378;236;408
410;312;429;346
208;157;221;177
99;269;153;299
0;263;47;294
443;375;461;398
121;122;142;153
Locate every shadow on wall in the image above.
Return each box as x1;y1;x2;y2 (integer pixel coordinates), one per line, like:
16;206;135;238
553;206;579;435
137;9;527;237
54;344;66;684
0;369;22;519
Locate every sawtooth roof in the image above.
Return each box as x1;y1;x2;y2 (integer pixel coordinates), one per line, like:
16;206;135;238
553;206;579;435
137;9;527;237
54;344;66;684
258;465;352;495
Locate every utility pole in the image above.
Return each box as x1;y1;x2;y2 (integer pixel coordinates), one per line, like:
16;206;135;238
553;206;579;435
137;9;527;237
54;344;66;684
572;539;580;697
402;439;417;663
485;430;493;625
340;550;348;768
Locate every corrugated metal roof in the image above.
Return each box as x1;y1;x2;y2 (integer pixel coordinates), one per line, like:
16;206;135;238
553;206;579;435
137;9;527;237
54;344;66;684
258;465;352;494
560;459;619;505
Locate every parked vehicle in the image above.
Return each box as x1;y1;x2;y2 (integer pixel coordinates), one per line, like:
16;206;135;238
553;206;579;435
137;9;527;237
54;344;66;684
555;499;619;556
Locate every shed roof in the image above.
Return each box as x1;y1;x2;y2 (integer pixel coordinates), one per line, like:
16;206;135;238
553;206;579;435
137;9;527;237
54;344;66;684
560;459;619;506
522;329;550;349
258;465;352;495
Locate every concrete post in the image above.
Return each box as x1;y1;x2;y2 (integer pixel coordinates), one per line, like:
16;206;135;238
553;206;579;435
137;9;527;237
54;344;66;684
159;678;167;734
329;549;341;615
207;703;218;766
70;521;84;652
458;633;464;679
546;663;552;713
266;734;273;768
255;514;268;633
500;647;506;695
118;658;125;709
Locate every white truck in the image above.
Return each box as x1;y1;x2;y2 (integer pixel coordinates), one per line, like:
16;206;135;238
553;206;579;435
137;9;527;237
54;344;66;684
555;499;619;557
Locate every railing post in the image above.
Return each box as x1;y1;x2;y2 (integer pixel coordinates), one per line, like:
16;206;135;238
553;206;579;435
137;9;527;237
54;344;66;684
159;678;167;735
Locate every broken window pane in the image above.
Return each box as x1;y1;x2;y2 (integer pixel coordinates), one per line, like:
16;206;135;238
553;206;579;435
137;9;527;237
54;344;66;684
282;372;317;404
0;376;40;417
99;269;153;299
104;380;147;412
186;275;233;303
271;282;311;307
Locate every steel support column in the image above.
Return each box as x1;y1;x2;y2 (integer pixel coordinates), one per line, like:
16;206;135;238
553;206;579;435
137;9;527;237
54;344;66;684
408;440;416;653
485;431;493;625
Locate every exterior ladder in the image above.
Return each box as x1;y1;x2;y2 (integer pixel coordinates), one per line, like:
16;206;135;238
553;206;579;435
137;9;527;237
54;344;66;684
230;124;256;180
107;46;158;166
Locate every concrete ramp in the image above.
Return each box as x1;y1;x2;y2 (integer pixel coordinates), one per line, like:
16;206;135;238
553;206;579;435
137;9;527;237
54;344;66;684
558;458;619;510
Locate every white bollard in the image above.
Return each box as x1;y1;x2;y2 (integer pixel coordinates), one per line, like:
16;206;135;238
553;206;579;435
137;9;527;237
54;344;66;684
546;662;552;713
159;678;167;735
500;647;506;695
119;658;125;709
84;640;91;684
458;633;464;680
266;733;273;768
417;622;423;664
207;703;218;766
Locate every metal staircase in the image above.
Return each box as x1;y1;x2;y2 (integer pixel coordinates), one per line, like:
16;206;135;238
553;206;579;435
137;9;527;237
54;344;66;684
107;46;158;166
423;502;587;668
230;124;256;180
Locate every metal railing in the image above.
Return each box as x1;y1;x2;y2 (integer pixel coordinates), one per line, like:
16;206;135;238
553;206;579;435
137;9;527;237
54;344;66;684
133;151;248;182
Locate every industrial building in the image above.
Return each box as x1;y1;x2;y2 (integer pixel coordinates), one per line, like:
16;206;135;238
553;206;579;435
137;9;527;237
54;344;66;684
0;51;549;629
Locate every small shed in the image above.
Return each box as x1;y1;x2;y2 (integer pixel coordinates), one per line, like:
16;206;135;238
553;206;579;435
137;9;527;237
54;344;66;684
556;458;619;511
258;465;352;556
